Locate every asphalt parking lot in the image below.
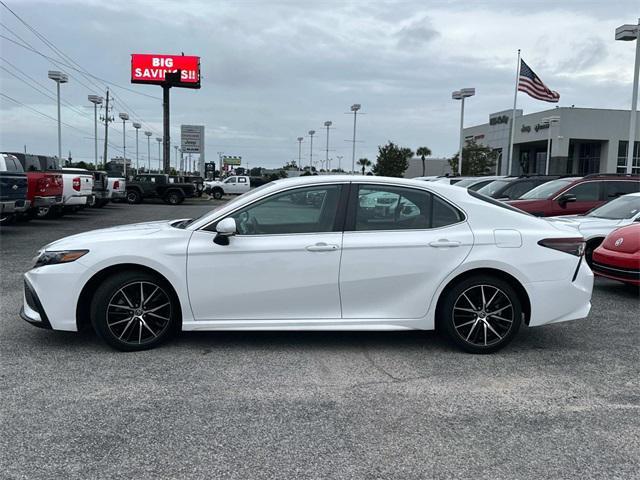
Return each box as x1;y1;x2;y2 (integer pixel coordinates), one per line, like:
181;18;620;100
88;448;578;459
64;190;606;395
1;200;639;480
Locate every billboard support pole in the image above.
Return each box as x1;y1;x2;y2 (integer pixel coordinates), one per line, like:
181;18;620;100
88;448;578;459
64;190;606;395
162;84;171;174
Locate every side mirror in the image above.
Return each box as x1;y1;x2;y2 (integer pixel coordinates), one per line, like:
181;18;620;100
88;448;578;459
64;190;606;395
214;217;237;245
558;193;577;206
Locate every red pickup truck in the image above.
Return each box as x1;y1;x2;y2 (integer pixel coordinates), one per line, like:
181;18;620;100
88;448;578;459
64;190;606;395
5;152;63;218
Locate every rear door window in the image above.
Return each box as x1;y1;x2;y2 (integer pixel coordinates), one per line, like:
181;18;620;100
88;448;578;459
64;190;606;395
604;181;640;198
503;181;534;199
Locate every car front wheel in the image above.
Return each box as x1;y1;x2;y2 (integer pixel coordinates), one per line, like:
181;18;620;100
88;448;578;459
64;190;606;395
439;275;522;354
126;190;142;204
91;270;178;351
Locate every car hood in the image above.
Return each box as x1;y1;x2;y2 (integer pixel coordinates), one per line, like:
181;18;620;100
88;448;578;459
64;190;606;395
42;219;185;251
547;215;624;233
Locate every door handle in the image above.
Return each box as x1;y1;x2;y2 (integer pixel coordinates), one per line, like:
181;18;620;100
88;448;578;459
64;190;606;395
306;242;340;252
429;239;461;248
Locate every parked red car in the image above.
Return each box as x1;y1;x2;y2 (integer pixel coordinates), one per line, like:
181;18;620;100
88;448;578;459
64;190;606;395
5;152;63;218
591;223;640;286
507;174;640;217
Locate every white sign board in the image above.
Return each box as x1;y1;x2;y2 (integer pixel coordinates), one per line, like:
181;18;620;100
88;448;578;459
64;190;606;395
181;125;204;153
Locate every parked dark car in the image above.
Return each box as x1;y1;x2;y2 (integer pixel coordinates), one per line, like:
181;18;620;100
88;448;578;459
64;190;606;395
508;174;640;217
0;153;29;224
126;174;196;205
476;175;564;200
174;175;204;197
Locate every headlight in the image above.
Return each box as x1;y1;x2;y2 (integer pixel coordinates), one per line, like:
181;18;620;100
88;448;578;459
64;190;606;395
34;250;89;267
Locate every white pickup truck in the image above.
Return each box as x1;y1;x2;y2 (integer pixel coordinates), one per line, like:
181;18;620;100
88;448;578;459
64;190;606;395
107;176;126;202
59;167;94;211
204;175;250;199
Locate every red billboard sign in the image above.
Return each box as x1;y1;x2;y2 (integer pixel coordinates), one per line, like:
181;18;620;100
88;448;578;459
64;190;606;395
131;54;200;88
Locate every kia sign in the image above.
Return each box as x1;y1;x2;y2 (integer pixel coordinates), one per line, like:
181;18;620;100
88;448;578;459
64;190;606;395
131;54;200;88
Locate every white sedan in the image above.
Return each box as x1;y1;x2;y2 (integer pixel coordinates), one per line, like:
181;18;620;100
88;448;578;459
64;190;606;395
547;192;640;264
21;176;593;353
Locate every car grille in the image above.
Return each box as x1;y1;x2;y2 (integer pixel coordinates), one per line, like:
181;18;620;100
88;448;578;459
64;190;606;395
591;262;640;281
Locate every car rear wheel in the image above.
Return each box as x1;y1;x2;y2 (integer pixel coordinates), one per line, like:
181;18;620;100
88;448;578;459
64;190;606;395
164;191;183;205
439;275;522;354
126;190;142;204
91;270;178;351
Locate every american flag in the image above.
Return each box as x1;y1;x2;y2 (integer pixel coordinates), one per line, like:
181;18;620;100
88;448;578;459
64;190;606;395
518;59;560;103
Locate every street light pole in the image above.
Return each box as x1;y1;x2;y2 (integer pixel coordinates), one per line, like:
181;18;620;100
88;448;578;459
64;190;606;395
308;130;315;170
452;88;475;175
324;121;332;171
297;137;304;170
616;20;640;174
542;116;560;175
119;113;129;178
133;122;141;173
48;71;68;161
88;95;103;167
156;137;162;172
350;104;360;174
337;155;343;172
145;131;152;172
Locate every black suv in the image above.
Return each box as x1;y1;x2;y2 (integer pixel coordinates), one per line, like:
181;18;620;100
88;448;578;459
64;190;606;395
476;175;563;200
126;174;196;205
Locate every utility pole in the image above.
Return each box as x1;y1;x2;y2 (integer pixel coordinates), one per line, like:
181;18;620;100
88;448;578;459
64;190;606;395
350;104;361;174
297;137;303;170
101;88;112;168
324;121;332;172
308;130;315;170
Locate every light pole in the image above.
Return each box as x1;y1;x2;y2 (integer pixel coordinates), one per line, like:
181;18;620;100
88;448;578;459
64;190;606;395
88;95;103;167
542;116;560;175
337;155;343;172
297;137;304;170
132;122;141;173
616;20;640;174
174;145;179;173
308;130;316;170
48;71;68;161
144;131;152;172
156;137;162;173
118;112;129;178
451;88;475;175
350;104;360;174
324;121;332;171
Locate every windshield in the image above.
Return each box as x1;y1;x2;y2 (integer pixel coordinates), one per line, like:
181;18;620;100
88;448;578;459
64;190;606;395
519;178;577;200
476;179;511;197
587;195;640;219
176;182;275;228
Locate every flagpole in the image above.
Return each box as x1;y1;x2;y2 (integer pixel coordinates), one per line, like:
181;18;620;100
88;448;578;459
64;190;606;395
508;49;521;176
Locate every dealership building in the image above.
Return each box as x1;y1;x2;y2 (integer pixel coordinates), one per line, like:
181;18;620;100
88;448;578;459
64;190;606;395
463;107;640;176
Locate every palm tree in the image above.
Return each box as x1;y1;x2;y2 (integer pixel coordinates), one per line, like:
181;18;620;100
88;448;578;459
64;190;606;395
416;146;432;176
357;158;372;175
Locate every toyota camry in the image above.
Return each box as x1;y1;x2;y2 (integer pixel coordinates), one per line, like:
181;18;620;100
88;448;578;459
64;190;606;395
21;176;593;353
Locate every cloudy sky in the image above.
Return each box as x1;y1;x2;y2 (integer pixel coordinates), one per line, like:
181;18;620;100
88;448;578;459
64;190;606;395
0;0;638;170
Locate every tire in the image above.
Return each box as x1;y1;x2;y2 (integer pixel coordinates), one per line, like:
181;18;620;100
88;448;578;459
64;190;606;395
439;275;522;354
126;189;142;204
164;191;183;205
90;270;178;351
212;188;223;200
585;238;603;267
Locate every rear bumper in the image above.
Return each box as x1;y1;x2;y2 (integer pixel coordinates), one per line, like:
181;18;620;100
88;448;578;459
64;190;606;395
33;195;63;208
110;191;126;199
1;199;31;214
64;194;91;206
526;259;594;327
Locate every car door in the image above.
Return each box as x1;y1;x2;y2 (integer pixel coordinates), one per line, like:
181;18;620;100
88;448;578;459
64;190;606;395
187;183;346;321
552;181;602;215
339;183;474;320
224;177;238;194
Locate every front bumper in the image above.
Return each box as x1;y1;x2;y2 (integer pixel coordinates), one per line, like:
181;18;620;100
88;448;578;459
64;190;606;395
20;279;52;329
592;261;640;285
1;199;31;214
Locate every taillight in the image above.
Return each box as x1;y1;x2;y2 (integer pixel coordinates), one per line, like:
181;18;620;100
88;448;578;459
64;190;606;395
72;177;81;191
113;180;120;190
538;238;586;257
37;177;47;193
